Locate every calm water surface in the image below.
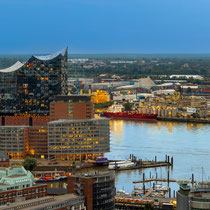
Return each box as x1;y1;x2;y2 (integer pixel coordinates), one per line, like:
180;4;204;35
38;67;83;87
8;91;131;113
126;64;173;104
105;120;210;193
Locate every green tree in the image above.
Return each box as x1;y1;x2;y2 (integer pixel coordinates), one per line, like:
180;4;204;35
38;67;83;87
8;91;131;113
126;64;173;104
22;157;37;171
124;102;132;111
144;203;154;210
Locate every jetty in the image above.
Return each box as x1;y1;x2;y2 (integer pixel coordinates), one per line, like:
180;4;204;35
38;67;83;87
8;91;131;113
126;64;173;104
109;154;173;171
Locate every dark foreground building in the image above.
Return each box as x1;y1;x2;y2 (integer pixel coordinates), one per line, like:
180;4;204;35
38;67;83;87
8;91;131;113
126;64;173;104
68;171;115;210
0;48;68;115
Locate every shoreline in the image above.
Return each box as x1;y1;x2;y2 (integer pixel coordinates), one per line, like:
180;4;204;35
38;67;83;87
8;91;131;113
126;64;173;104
157;117;210;124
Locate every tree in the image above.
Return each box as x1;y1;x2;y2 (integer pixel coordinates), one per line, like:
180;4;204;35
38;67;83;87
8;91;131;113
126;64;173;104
124;102;132;111
22;157;37;171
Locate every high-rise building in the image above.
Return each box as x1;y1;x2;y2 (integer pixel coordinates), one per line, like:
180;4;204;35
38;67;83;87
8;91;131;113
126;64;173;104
68;171;115;210
0;48;68;115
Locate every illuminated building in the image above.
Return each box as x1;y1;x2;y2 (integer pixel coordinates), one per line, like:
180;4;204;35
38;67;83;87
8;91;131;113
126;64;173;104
0;126;27;159
0;126;48;159
0;48;68;115
48;118;110;161
68;171;115;210
91;90;111;104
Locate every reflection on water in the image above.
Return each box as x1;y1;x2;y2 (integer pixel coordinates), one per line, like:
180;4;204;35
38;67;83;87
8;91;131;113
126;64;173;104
106;120;210;193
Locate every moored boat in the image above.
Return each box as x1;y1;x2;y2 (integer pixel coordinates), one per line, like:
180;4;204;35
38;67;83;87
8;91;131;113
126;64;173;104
108;159;136;170
103;104;157;121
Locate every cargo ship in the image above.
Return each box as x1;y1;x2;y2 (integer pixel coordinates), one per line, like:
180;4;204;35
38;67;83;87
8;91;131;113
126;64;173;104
103;104;157;121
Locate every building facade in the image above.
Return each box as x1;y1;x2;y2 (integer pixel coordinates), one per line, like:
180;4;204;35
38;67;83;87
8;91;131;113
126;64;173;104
0;167;47;207
68;171;115;210
0;153;9;168
48;118;110;161
50;95;94;121
0;49;68;115
0;126;48;159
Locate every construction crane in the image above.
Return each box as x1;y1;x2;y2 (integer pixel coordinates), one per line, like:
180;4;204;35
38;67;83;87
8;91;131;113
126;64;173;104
81;65;89;90
74;67;80;94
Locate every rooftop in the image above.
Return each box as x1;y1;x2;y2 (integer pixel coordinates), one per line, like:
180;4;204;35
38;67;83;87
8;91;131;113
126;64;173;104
1;194;84;210
33;48;67;61
0;61;24;73
48;117;109;124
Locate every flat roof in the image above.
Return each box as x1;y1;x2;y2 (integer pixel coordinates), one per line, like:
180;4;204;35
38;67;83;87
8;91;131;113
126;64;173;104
48;117;109;124
54;95;91;102
1;194;83;210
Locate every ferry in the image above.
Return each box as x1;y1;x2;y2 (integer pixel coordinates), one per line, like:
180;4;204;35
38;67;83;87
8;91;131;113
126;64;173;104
108;159;136;170
103;104;157;121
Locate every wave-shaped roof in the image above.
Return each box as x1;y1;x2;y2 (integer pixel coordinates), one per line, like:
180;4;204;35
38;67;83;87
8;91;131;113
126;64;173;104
33;48;67;61
0;61;24;73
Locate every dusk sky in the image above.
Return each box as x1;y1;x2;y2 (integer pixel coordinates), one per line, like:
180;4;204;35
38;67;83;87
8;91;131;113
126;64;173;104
1;0;210;54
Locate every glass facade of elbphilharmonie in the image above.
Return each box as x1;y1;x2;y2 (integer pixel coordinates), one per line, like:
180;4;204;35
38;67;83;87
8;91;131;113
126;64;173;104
0;48;68;115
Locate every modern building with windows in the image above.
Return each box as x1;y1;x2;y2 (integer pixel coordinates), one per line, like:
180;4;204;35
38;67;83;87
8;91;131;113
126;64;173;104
0;48;68;115
0;126;48;159
68;171;115;210
0;126;27;159
48;118;110;161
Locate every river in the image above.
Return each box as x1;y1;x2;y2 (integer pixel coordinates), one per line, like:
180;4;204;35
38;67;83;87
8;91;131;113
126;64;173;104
105;120;210;194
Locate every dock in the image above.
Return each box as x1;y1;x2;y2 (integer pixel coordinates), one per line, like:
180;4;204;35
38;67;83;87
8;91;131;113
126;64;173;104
109;154;173;171
133;178;177;184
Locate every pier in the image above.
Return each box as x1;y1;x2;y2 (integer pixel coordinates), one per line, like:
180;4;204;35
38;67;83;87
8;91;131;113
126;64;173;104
109;154;173;171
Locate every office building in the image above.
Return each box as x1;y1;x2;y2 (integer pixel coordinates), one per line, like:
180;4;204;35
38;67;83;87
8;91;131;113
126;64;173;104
48;118;110;161
68;171;115;210
0;126;48;159
50;95;94;121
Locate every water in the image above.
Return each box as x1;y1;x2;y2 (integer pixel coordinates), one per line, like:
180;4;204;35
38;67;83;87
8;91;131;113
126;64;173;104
105;120;210;194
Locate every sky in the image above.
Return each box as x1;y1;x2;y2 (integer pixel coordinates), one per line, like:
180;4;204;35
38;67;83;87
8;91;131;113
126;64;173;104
1;0;210;54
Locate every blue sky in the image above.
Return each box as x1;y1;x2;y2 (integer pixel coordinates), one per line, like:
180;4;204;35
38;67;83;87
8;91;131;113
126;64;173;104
0;0;210;54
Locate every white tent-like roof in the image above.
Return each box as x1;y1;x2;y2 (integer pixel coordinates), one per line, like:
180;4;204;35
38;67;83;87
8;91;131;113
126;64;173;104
134;77;156;89
0;61;24;73
33;48;67;61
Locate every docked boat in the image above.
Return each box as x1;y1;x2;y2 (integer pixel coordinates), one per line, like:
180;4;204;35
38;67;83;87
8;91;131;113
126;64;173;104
108;159;136;170
35;174;68;183
103;104;157;121
85;156;108;166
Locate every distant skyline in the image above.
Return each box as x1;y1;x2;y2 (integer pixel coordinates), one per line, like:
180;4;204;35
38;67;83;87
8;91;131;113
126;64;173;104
1;0;210;54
